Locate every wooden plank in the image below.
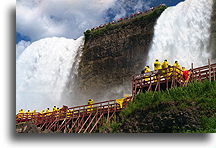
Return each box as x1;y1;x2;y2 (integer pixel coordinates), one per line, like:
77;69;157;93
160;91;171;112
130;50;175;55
89;113;104;133
68;115;80;133
75;114;85;133
107;110;116;123
106;102;110;123
208;59;211;82
78;113;92;133
57;118;72;132
47;118;59;130
83;111;98;133
213;67;216;81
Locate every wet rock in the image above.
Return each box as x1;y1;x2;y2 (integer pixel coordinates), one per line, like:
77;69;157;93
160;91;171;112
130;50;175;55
76;7;166;100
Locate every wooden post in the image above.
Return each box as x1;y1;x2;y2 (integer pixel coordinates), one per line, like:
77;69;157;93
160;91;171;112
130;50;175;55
134;79;137;96
213;66;215;81
191;63;193;81
199;69;201;82
208;59;211;82
132;76;135;99
107;102;110;123
173;66;176;87
166;68;168;90
158;73;160;91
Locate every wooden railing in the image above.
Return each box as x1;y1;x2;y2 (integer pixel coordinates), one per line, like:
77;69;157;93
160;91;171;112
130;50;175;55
16;97;132;124
132;66;185;97
132;62;216;97
190;63;216;82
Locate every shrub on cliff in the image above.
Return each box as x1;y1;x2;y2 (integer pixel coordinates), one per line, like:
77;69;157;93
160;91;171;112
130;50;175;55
108;80;216;133
84;5;167;41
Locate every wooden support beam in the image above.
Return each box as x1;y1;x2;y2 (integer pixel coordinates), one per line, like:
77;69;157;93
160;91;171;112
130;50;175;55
213;67;215;81
83;111;98;133
154;80;159;91
166;72;168;90
107;110;116;123
47;118;59;130
78;113;92;133
158;74;161;91
106;103;110;123
191;63;194;81
89;113;104;133
208;59;211;82
56;118;67;131
59;118;73;132
40;121;48;130
75;114;85;133
147;83;152;92
68;115;80;133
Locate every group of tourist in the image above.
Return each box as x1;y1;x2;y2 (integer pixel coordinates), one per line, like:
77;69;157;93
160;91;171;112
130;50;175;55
17;94;131;120
16;106;61;119
89;4;165;31
142;59;190;82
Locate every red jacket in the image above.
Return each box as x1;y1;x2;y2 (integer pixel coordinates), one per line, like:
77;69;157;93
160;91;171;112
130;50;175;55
183;70;189;80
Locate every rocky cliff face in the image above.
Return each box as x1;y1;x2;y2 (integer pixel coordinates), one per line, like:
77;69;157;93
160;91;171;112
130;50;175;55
76;6;166;101
210;0;216;60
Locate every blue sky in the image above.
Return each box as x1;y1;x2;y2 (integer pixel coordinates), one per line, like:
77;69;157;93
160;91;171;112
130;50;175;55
16;0;184;44
16;32;30;43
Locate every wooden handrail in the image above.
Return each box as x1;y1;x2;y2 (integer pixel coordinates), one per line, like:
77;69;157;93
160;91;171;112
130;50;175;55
16;97;132;122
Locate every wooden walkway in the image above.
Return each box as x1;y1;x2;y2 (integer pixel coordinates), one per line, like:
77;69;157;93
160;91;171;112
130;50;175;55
132;62;216;97
16;61;216;133
16;97;132;133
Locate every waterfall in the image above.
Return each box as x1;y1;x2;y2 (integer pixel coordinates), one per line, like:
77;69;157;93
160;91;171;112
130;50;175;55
16;36;84;112
146;0;213;69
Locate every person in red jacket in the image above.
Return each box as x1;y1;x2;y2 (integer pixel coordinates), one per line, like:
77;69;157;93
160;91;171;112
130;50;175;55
182;67;189;81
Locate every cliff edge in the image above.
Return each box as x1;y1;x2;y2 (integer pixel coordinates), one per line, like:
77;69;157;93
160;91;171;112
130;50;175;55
77;5;167;100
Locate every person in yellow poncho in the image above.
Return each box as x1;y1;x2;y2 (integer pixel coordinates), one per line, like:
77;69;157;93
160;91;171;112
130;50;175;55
116;98;125;109
45;108;51;116
162;60;168;69
154;59;162;82
67;110;73;117
52;106;57;112
154;59;162;70
173;61;181;77
144;66;151;83
31;109;37;119
87;99;94;111
39;109;45;117
17;109;24;119
32;109;36;115
116;94;131;109
55;107;60;117
25;109;31;119
167;65;173;79
161;60;169;78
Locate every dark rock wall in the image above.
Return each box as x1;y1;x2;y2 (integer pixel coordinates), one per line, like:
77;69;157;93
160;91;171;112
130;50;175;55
76;7;166;100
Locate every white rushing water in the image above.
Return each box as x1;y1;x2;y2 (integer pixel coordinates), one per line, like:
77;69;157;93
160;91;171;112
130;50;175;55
147;0;213;69
16;36;84;112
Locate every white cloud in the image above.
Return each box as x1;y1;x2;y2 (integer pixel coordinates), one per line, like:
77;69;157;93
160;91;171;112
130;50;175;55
16;0;116;41
16;40;31;59
16;0;154;41
105;0;152;21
